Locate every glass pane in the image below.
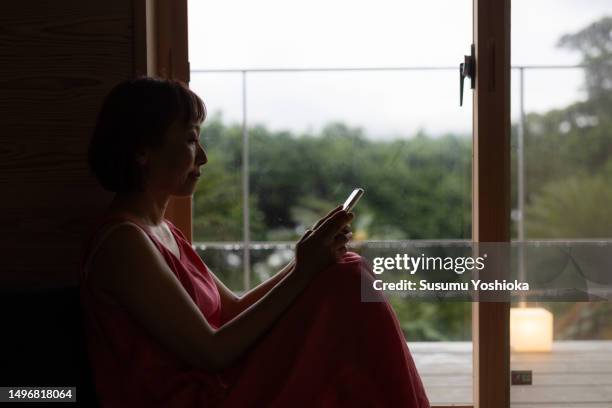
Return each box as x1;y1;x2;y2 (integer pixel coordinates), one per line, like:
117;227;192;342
511;2;612;406
190;73;244;243
189;1;473;405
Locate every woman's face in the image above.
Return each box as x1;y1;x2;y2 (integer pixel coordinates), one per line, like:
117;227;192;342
139;118;207;197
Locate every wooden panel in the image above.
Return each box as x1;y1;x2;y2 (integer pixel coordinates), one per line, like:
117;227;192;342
0;1;145;285
472;0;511;407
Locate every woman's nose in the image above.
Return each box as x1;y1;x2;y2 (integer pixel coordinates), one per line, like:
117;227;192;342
196;143;208;166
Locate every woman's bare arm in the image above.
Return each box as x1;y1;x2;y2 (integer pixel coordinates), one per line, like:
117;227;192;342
88;211;350;374
212;214;352;324
211;261;295;324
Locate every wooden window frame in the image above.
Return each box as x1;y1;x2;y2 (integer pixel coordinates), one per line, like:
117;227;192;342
142;0;512;406
142;0;193;241
472;0;511;407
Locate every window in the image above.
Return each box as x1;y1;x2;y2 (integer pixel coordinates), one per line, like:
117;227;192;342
509;1;612;406
188;1;474;405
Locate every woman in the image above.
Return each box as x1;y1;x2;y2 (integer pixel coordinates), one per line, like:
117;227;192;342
79;77;430;407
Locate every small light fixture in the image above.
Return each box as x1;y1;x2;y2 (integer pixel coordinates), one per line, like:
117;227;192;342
510;307;553;352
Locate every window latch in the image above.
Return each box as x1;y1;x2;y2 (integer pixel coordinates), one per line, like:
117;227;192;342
459;44;476;106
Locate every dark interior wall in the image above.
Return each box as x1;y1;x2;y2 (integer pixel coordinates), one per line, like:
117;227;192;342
0;2;144;401
0;0;142;287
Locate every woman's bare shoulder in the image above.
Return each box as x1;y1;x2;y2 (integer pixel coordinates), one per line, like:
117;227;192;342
86;222;157;297
85;219;218;370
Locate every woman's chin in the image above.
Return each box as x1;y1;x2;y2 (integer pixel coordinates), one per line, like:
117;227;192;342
173;185;198;197
173;177;200;196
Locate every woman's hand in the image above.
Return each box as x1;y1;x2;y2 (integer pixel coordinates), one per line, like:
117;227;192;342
310;206;353;259
294;206;354;280
335;224;353;258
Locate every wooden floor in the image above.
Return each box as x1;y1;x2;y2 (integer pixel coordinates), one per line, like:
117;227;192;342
409;340;612;407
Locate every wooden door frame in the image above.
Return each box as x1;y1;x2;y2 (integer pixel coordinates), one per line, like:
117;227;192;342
142;0;193;240
144;0;513;406
472;0;511;407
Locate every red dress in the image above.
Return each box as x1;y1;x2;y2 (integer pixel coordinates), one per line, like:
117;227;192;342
79;213;430;408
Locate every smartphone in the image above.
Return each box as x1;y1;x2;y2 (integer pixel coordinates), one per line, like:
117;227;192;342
342;188;364;212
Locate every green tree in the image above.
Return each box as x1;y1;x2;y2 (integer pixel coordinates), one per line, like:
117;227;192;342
526;174;612;238
524;16;612;238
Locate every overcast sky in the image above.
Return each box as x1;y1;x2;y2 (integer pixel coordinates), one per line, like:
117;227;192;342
187;0;611;139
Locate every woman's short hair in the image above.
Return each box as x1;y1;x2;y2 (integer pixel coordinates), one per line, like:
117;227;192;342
88;77;206;193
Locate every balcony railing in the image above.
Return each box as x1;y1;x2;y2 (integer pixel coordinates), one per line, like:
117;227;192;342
190;64;588;290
